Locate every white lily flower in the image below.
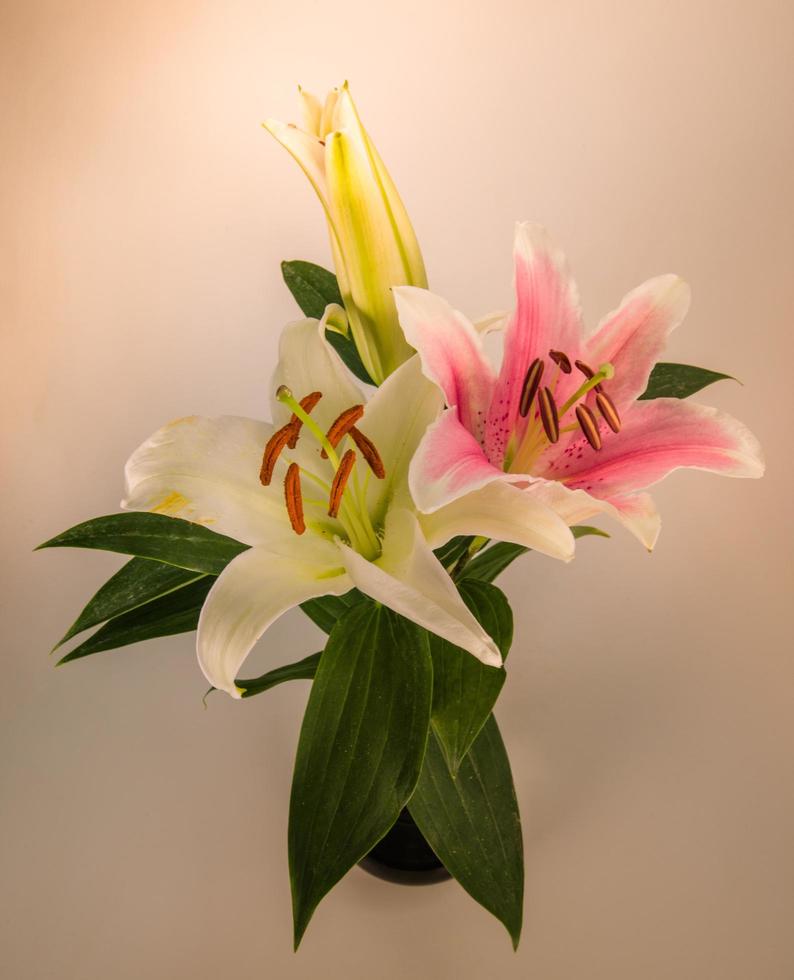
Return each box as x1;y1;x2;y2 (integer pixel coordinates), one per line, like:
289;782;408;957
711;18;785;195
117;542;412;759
264;83;427;385
122;314;575;697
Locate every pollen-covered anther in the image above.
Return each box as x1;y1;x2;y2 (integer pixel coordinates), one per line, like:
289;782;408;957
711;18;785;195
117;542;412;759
519;358;544;417
538;386;560;443
328;449;357;518
574;359;603;393
350;426;386;479
287;391;323;449
549;349;572;374
259;423;295;486
595;391;621;433
284;462;305;534
575;404;602;450
321;405;365;458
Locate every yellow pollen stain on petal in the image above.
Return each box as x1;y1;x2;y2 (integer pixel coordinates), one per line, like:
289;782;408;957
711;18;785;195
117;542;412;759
151;491;190;516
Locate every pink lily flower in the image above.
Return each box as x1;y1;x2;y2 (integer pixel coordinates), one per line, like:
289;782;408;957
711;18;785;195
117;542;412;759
394;224;764;549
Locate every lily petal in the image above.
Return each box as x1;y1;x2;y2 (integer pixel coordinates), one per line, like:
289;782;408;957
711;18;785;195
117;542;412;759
585;275;691;409
198;545;350;698
262;118;330;215
270;315;364;431
408;408;506;513
422;480;575;562
357;355;443;520
394;286;496;442
337;509;502;668
122;415;292;548
540;398;765;499
484;222;584;463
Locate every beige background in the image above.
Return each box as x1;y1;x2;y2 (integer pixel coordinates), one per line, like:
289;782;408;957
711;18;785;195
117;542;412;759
3;1;793;977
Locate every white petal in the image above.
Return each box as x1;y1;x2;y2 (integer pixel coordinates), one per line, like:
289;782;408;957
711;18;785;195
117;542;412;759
198;545;350;698
122;415;292;548
337;509;502;667
262;118;330;213
270;315;364;431
358;356;443;521
421;480;576;562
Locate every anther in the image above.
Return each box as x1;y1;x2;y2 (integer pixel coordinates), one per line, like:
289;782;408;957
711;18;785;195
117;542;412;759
260;423;294;486
519;358;544;417
549;349;572;374
350;426;385;479
321;405;365;458
538;387;560;443
595;391;621;433
574;360;603;393
575;405;602;450
284;462;305;534
287;391;323;449
328;449;356;518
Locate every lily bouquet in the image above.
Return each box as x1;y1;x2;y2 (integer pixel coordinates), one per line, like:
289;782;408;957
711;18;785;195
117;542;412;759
40;84;764;949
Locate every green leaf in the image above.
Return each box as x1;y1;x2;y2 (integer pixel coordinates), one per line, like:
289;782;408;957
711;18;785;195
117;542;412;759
37;513;248;575
281;259;343;318
433;534;475;569
324;330;376;386
57;577;214;664
639;362;735;400
409;716;524;948
289;603;433;948
237;652;321;698
299;589;367;634
462;525;609;584
430;580;512;773
281;259;374;385
54;557;209;650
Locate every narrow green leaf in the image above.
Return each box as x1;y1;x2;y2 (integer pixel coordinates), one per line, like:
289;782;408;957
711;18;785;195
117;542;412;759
409;716;524;948
299;589;367;634
462;525;609;584
57;577;213;664
54;557;208;650
433;534;475;569
289;603;433;948
238;652;321;698
430;580;512;773
281;259;374;385
37;513;248;575
281;259;343;318
639;362;735;400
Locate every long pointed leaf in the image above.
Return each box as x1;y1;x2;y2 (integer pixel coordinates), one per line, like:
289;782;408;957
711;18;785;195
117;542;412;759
430;580;512;773
462;525;608;584
55;557;208;649
37;513;247;574
639;362;735;400
409;716;524;948
57;577;213;664
289;603;433;948
238;652;321;698
299;589;366;633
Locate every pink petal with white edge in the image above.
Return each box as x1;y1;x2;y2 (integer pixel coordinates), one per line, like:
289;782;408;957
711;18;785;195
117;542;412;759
394;286;495;442
484;223;585;464
526;478;661;550
585;275;691;409
408;408;508;514
539;398;764;499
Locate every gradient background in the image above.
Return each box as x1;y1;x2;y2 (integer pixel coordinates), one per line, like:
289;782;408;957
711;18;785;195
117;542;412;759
3;1;793;977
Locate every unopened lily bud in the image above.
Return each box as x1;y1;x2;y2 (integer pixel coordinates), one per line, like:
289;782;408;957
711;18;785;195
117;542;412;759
264;82;427;384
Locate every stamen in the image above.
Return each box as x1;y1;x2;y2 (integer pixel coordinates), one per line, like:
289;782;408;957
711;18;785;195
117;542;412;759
519;358;544;417
538;387;560;443
549;349;572;374
574;359;603;393
284;462;305;534
260;423;294;486
328;449;356;518
575;405;602;450
321;405;365;458
287;391;323;449
595;391;621;433
350;426;385;479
